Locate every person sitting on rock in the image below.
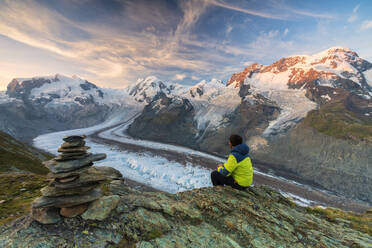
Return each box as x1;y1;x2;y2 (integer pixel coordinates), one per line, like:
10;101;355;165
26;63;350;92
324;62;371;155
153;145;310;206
211;134;253;190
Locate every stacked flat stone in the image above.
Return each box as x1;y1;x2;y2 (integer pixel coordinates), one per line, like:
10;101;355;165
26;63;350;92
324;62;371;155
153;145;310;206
31;135;108;223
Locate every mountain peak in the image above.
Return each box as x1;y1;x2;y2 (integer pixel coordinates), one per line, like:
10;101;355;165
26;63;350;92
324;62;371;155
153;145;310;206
227;47;372;96
127;76;182;103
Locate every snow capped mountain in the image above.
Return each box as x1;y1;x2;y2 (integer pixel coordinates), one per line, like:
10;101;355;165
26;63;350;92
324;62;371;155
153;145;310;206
224;47;372;136
228;47;372;97
6;74;130;107
126;76;186;103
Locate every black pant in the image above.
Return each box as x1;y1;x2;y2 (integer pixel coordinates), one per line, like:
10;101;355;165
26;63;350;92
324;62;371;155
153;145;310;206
210;171;247;190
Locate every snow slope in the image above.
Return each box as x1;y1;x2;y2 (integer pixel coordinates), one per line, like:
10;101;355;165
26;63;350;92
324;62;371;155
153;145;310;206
365;69;372;86
181;79;241;130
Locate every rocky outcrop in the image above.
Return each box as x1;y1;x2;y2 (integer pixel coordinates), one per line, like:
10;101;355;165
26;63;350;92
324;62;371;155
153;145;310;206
30;135;119;224
0;182;371;247
127;92;199;148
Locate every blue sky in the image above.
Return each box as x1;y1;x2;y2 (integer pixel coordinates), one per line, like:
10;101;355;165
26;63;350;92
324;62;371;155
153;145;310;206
0;0;371;89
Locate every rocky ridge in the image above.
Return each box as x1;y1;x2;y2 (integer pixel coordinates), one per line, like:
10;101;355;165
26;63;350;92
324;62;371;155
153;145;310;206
0;181;371;247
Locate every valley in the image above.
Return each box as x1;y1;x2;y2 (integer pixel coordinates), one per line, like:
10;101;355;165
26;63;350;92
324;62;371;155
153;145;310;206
33;112;370;213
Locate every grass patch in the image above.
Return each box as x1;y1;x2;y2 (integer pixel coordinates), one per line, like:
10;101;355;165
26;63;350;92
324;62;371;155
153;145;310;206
0;131;51;174
306;206;372;236
0;174;49;225
304;99;372;142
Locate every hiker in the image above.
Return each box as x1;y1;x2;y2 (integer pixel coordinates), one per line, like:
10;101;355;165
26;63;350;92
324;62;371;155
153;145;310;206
211;134;253;190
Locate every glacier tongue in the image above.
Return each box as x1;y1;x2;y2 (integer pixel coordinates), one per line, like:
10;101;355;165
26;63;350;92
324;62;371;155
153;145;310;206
255;88;317;136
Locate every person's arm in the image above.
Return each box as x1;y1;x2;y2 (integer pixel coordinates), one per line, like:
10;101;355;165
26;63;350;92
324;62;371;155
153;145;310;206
217;155;238;176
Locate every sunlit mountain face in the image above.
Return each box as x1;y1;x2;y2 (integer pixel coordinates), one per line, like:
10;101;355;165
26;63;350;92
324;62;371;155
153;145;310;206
0;0;371;90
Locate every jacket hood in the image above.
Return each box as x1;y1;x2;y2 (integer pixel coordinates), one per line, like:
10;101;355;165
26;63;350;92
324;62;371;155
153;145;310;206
230;144;250;163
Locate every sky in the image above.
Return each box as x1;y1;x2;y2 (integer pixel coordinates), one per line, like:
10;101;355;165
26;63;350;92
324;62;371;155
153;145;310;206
0;0;372;90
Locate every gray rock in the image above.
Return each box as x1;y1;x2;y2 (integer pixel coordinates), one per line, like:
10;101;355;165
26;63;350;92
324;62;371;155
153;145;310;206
51;167;108;189
32;188;102;208
40;184;99;197
30;207;61;224
81;195;120;221
44;153;106;173
1;185;371;247
47;164;91;179
63;135;86;143
54;152;90;162
95;166;123;179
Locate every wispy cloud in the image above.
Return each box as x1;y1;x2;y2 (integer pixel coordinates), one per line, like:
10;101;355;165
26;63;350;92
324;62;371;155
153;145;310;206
347;4;360;23
208;0;288;20
0;0;369;90
361;20;372;30
173;73;187;80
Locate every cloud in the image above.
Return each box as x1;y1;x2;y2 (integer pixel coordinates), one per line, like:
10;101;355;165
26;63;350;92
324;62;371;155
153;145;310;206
347;4;360;23
283;28;289;36
243;61;253;66
225;24;233;36
173;73;187;80
191;75;201;80
361;20;372;30
208;0;288;20
0;0;218;87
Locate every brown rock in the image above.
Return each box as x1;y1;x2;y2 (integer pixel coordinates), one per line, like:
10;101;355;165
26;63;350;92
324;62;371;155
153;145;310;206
60;203;89;217
40;183;99;197
61;140;86;149
31;207;61;224
56;175;79;183
58;146;90;153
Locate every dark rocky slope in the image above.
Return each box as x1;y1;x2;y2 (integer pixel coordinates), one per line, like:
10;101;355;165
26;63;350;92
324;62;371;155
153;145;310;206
0;180;371;247
252;93;372;204
128;89;280;156
127;92;199;148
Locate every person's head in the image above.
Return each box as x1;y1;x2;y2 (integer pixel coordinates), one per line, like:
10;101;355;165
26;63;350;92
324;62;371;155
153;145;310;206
229;134;243;148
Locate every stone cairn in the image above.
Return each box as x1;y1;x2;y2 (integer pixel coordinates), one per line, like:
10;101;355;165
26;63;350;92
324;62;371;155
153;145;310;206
31;135;120;224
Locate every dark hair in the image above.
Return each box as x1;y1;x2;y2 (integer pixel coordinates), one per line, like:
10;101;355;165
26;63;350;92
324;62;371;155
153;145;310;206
229;134;243;146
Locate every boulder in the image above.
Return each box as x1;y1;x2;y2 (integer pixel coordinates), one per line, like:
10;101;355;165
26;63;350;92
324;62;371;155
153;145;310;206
81;195;120;221
30;207;61;224
60;203;89;218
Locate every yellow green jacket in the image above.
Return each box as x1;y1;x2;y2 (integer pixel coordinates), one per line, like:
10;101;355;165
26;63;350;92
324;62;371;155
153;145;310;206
218;144;253;187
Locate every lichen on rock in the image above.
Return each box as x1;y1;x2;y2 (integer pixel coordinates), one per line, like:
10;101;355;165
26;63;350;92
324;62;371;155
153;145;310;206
1;180;370;248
